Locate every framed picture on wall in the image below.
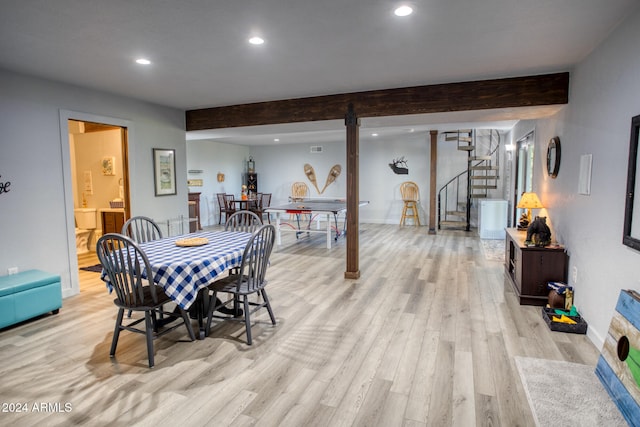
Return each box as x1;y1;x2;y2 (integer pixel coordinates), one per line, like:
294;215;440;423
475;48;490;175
102;156;115;176
153;148;176;196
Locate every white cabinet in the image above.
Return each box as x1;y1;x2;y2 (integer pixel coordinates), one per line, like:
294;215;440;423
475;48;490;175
478;199;508;239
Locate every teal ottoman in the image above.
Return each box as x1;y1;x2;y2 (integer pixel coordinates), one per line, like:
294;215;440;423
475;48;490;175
0;270;62;329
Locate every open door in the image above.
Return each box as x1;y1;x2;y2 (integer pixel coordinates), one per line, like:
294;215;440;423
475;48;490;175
67;119;130;291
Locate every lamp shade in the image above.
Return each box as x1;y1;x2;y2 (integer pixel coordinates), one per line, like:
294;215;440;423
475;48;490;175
517;192;544;209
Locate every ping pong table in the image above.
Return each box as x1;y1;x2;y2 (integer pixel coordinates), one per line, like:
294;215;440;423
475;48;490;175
265;198;369;248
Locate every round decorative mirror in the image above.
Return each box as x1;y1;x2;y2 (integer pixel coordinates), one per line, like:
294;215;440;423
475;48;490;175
547;137;561;178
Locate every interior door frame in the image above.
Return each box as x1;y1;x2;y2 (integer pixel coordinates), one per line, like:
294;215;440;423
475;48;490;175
59;110;133;297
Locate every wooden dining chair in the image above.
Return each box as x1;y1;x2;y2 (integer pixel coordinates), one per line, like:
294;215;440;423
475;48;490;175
205;224;277;344
217;193;232;224
121;216;163;242
225;210;263;233
96;233;195;368
251;192;262;212
121;216;164;318
252;193;272;224
224;194;237;220
400;181;420;226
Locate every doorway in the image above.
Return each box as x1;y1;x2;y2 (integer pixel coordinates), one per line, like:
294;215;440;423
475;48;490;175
67;119;130;292
513;131;535;226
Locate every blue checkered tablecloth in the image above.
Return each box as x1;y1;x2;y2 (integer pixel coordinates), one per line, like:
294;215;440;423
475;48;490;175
112;231;251;309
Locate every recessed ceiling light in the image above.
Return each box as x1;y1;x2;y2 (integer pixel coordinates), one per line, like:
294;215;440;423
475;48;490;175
249;36;265;45
394;5;413;17
372;133;379;137
135;58;151;65
274;138;280;142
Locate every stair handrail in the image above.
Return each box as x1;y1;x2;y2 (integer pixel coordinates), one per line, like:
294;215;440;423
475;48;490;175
437;168;468;229
438;129;501;230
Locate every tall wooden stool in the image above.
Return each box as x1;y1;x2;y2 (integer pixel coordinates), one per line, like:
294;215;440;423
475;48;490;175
400;181;420;226
290;182;310;221
291;181;309;201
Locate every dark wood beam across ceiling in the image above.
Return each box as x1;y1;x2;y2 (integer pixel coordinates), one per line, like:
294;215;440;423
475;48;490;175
186;72;569;131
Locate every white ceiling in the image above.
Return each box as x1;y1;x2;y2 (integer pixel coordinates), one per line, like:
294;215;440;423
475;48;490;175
1;0;637;144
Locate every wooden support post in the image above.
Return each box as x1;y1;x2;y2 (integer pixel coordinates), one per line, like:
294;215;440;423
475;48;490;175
429;130;438;234
345;104;361;279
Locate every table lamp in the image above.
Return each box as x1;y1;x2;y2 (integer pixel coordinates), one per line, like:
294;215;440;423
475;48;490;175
516;192;544;227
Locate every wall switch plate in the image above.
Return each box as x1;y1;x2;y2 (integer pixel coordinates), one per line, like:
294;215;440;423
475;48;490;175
8;267;18;275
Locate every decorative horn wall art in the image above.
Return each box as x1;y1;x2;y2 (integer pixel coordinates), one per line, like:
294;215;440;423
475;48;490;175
389;157;409;174
304;163;342;194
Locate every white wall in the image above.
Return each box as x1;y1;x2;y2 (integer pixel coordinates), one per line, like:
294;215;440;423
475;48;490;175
520;7;640;348
246;132;433;225
0;69;187;297
186;140;250;226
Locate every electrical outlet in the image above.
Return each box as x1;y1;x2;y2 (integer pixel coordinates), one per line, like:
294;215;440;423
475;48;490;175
8;267;18;275
571;266;578;286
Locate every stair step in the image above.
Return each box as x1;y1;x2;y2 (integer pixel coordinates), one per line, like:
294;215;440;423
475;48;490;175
472;184;498;189
444;129;472;135
440;220;469;228
445;136;473;143
445;210;466;217
470;175;498;180
470;165;499;171
470;156;492;161
470;194;488;198
457;146;475;151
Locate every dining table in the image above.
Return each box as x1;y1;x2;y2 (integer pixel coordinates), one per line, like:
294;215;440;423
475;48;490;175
230;196;259;212
104;230;252;339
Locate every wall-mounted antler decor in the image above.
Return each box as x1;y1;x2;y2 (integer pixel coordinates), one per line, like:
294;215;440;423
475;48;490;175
389;157;408;174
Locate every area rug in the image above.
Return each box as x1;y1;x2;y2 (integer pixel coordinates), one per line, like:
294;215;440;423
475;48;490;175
79;264;102;273
515;356;626;427
480;239;505;262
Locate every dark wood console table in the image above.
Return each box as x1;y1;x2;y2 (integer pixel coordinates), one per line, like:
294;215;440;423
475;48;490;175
188;192;201;232
504;228;568;305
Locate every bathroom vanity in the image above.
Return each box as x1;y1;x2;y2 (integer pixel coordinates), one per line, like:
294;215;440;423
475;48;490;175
100;208;125;235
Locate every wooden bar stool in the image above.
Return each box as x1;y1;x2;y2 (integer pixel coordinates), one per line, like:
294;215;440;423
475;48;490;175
291;181;308;201
400;181;420;226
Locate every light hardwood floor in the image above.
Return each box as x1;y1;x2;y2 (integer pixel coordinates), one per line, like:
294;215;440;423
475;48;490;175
0;224;600;426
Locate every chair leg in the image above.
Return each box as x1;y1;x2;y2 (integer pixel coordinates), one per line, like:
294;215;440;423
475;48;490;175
243;296;252;345
400;202;408;226
110;308;125;357
261;289;276;325
151;309;159;333
144;311;155;368
180;307;196;341
205;290;219;337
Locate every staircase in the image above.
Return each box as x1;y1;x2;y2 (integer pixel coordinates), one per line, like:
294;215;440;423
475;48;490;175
438;129;501;231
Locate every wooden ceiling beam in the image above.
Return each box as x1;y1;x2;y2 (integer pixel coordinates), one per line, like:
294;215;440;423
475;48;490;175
186;72;569;131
